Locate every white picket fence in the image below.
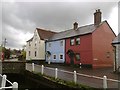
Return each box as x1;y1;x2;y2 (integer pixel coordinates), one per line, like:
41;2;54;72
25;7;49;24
30;63;120;89
0;74;18;90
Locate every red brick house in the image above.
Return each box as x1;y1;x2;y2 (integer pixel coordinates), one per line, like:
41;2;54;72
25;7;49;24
65;9;116;68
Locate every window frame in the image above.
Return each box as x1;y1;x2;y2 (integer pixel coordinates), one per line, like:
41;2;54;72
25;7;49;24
60;40;63;46
29;51;30;56
70;38;75;46
75;53;80;61
29;42;31;46
48;42;51;47
59;54;63;60
76;37;80;45
35;51;37;57
53;54;57;60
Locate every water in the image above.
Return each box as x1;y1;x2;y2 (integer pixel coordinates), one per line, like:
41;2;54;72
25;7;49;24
5;73;46;90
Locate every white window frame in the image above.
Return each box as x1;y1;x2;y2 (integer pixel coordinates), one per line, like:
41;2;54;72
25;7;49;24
70;38;74;46
59;54;63;60
76;37;80;45
53;54;57;60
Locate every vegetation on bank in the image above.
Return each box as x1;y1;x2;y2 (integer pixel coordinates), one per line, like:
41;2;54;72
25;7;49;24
33;72;96;90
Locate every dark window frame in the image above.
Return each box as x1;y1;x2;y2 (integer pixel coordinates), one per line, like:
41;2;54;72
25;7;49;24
53;54;56;60
35;51;37;57
59;54;63;60
29;51;30;56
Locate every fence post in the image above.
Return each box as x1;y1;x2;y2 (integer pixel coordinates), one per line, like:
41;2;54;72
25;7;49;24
32;63;34;72
41;65;44;75
80;63;81;68
74;71;77;84
103;76;107;89
1;74;7;88
55;68;58;79
12;82;18;90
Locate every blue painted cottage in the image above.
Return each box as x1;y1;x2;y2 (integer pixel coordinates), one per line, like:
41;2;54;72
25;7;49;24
46;40;65;63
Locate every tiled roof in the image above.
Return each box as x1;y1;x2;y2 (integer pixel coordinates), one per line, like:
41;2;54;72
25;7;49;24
112;33;120;44
36;28;57;40
48;23;98;41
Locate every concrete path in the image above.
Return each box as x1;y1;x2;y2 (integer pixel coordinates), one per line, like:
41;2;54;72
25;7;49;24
26;63;120;89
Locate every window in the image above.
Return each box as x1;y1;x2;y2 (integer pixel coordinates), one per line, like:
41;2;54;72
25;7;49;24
49;43;51;47
59;54;63;60
75;53;80;61
60;40;63;46
35;51;37;57
70;38;74;46
53;54;56;60
29;42;31;46
29;51;30;56
76;37;80;45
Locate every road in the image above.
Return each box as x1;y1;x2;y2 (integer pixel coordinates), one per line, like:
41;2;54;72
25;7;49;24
26;63;120;89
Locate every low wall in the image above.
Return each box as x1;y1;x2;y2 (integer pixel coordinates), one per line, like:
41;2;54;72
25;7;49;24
2;61;26;74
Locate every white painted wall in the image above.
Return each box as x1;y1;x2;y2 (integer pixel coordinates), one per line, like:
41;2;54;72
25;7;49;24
115;44;120;69
26;29;45;60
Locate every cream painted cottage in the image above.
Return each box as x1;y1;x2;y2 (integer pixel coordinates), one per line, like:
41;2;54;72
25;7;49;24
112;33;120;72
26;28;56;63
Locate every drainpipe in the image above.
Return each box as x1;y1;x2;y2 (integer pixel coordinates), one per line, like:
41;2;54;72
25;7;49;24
113;46;117;72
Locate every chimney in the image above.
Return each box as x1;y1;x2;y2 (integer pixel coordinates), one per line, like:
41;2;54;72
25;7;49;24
94;9;102;25
73;22;78;30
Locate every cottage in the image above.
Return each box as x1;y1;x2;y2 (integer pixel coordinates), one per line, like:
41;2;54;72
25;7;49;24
46;39;65;63
46;9;116;68
112;33;120;72
26;28;56;63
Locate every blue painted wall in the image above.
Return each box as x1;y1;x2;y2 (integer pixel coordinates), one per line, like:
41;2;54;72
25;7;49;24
46;40;65;63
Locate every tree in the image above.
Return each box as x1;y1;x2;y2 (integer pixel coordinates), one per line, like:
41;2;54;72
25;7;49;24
1;47;11;59
21;50;26;60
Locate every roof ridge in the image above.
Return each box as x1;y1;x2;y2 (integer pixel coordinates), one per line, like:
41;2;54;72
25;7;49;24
36;27;57;33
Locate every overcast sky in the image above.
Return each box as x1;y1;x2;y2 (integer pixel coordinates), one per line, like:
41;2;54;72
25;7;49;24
1;0;119;49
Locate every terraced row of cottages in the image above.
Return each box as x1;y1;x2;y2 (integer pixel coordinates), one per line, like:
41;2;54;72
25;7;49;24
26;9;118;69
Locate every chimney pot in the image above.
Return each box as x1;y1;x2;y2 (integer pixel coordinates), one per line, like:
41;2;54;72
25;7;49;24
94;9;102;25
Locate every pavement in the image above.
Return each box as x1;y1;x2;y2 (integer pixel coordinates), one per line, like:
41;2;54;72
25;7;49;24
4;58;18;61
26;63;120;89
44;63;119;80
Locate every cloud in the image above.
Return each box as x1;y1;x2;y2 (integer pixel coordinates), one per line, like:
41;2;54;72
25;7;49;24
2;2;118;49
2;24;33;49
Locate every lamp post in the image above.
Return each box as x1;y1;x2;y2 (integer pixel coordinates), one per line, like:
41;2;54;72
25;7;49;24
2;38;7;61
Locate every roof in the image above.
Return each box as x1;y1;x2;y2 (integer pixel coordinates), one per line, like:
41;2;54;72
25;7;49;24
48;21;116;41
49;23;98;41
112;33;120;44
36;28;57;40
26;37;33;42
26;28;57;42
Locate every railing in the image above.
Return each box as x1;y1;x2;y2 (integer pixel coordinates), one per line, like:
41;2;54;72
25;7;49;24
0;74;18;90
28;63;120;89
